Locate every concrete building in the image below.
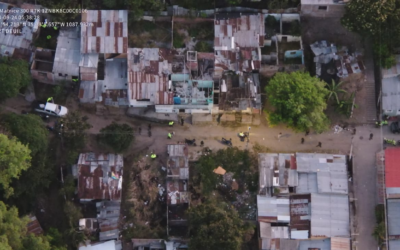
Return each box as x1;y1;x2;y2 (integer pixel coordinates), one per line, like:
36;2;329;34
300;0;348;18
382;55;400;116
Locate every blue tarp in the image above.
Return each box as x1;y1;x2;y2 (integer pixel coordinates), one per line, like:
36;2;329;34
174;97;181;104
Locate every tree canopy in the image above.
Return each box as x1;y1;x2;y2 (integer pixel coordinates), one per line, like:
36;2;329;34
1;113;48;156
0;201;64;250
187;201;247;250
60;111;92;149
265;71;330;132
341;0;400;68
98;122;134;152
0;134;31;197
0;58;31;101
195;147;258;195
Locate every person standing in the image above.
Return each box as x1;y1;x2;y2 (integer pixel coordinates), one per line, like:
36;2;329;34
301;138;304;144
181;118;184;126
316;142;322;147
370;133;373;140
278;132;282;141
305;130;310;136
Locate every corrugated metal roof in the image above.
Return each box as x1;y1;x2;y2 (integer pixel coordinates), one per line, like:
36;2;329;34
259;153;278;188
79;81;98;103
297;173;318;194
167;180;189;205
301;0;342;4
77;153;123;201
80;53;99;68
27;215;43;235
388;199;400;236
299;238;331;250
0;5;37;57
257;195;290;223
389;240;400;250
382;76;400;114
310;193;350;238
214;14;265;50
167;144;189;180
99;229;119;241
53;28;80;76
79;240;120;250
290;230;309;239
127;48;174;105
280;239;300;250
331;237;350;250
296;153;348;194
385;148;400;188
81;10;128;54
290;194;311;232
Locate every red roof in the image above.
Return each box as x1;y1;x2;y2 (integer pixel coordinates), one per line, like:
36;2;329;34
385;148;400;187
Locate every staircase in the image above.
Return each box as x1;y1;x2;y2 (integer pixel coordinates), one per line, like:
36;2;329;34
235;112;242;123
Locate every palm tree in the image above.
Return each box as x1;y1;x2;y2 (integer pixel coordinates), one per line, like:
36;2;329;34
326;80;347;104
372;221;386;246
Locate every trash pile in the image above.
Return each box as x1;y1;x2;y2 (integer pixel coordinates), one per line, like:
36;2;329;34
333;125;343;134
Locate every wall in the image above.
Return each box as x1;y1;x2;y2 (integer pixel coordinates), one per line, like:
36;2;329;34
30;68;54;84
301;4;346;18
281;13;300;22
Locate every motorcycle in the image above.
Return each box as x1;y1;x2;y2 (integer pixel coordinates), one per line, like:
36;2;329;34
384;137;400;146
221;137;232;147
376;120;388;128
185;138;196;146
238;132;249;142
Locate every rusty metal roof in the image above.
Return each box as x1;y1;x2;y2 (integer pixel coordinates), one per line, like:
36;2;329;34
331;237;351;250
81;10;128;54
289;194;311;232
127;48;174;105
77;153;123;201
167;144;189;180
214;14;265;50
27;215;43;235
167;180;189;205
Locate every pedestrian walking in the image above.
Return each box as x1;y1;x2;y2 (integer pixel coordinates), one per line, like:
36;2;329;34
169;121;174;127
369;133;373;140
181;118;184;126
316;142;322;147
353;128;356;135
167;133;172;139
138;127;141;135
278;132;282;140
301;138;304;144
148;130;152;137
305;130;310;136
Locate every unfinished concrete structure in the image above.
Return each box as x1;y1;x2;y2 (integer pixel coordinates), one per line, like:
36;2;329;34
300;0;348;18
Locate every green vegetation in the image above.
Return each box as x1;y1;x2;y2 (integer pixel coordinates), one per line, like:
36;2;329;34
187;201;252;250
342;0;400;69
195;41;213;52
0;58;31;101
0;201;65;250
195;147;258;195
289;21;301;36
0;134;31;198
2;113;48;156
373;205;386;247
98;122;134;152
265;15;277;29
335;92;356;118
173;30;185;48
265;71;330;132
326;80;347;105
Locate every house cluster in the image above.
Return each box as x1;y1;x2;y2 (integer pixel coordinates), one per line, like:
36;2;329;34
257;153;351;250
377;148;400;250
22;7;309;116
72;153;124;250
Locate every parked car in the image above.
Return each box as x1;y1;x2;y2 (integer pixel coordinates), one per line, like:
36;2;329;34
390;122;400;134
34;102;68;117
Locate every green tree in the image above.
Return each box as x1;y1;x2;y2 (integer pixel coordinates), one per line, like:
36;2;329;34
0;58;31;101
0;201;61;250
187;201;247;250
60;111;92;149
98;122;134;152
1;113;48;156
372;221;386;246
341;0;395;36
195;41;213;52
125;0;164;19
46;228;68;250
265;71;330;132
335;92;357;118
326;80;347;104
0;134;31;197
